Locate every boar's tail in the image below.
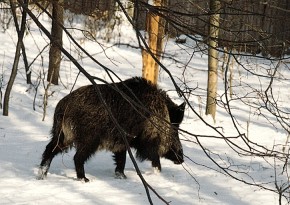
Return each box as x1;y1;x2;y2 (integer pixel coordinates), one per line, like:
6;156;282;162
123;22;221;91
50;102;73;151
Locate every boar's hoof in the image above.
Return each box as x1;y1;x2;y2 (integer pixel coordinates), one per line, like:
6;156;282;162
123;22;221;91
153;167;161;174
115;171;127;179
77;177;90;183
36;175;45;180
37;166;48;180
36;173;44;180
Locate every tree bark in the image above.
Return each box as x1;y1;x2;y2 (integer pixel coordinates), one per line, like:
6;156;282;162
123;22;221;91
205;0;221;122
3;0;27;116
47;0;63;85
142;0;166;85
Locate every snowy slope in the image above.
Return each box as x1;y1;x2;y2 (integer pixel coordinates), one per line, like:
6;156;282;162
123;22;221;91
0;7;289;205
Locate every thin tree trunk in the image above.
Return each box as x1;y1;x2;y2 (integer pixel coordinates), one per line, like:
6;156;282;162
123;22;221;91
229;54;234;99
3;0;27;116
47;0;63;85
142;0;166;85
8;0;30;84
22;43;31;84
205;0;221;122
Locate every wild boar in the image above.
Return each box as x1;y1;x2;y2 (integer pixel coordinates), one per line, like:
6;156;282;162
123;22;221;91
37;77;184;182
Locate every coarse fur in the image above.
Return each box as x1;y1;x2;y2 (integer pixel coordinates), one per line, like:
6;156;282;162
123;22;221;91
37;77;185;182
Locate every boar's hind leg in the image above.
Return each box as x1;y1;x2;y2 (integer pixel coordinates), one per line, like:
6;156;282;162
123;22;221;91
113;151;127;179
74;146;96;182
37;138;65;180
151;154;161;173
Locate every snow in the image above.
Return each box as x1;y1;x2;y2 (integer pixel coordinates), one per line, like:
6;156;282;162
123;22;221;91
0;5;290;205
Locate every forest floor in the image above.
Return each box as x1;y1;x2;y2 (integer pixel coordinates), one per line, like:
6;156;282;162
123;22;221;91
0;6;290;205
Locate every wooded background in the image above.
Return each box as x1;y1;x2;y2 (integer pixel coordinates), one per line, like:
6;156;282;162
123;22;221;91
134;0;290;56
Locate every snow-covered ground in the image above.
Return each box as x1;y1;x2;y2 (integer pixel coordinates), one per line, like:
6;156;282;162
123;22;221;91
0;5;289;205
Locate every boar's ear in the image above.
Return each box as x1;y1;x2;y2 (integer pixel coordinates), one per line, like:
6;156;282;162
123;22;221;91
170;102;185;124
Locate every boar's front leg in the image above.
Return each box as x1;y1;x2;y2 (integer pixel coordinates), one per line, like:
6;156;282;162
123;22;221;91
113;150;127;179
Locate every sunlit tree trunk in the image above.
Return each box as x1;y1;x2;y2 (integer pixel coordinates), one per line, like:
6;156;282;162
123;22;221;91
47;0;63;85
142;0;166;85
206;0;221;122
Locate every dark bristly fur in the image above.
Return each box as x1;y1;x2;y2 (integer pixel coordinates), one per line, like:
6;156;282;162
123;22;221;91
37;77;185;182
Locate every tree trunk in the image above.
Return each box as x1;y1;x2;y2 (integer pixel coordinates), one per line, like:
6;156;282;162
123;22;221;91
205;0;221;122
47;0;63;85
15;0;31;84
142;0;166;85
3;0;26;116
